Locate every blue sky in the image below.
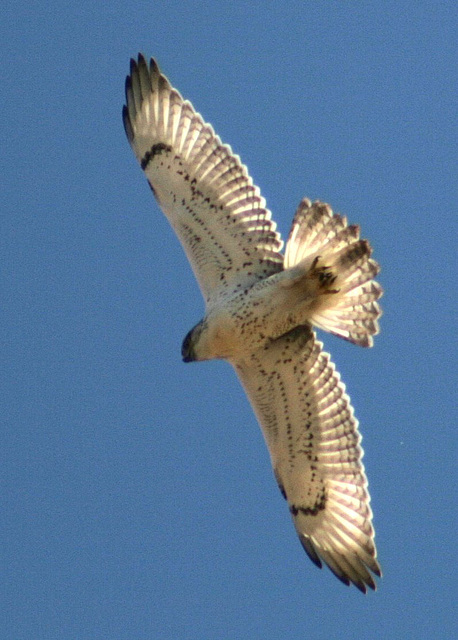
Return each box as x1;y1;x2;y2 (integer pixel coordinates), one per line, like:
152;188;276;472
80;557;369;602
3;2;456;638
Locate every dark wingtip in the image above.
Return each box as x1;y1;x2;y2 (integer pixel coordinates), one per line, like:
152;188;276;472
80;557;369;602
123;54;159;142
124;72;132;100
149;57;160;75
122;104;133;142
123;69;133;141
354;581;368;595
298;535;323;570
372;560;383;578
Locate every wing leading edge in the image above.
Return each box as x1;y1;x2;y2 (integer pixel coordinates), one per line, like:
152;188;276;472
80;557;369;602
123;55;284;305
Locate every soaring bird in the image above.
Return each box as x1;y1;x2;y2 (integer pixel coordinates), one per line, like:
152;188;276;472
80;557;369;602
123;54;383;593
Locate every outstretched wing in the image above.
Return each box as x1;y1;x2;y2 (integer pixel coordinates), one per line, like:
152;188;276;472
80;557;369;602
123;55;284;305
234;326;381;593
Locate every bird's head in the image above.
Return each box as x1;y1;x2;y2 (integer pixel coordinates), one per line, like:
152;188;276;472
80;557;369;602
181;321;205;362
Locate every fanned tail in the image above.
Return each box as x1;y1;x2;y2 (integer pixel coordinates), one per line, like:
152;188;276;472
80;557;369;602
284;199;382;347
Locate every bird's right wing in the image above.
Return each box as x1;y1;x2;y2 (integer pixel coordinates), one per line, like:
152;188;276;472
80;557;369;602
123;55;284;306
233;326;381;593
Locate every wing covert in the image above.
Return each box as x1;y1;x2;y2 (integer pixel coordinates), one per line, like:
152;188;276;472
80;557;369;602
123;55;284;305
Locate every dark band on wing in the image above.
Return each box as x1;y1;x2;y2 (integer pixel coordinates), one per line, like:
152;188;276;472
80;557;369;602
141;143;172;170
290;492;326;517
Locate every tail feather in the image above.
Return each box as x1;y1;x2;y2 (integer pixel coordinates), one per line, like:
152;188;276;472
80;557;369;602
285;199;350;268
284;199;382;347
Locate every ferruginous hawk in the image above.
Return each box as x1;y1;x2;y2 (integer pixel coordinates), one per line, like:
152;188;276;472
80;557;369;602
123;55;383;593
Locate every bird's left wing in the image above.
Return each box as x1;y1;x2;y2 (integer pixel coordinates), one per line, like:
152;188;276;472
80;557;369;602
123;55;284;305
233;326;381;593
